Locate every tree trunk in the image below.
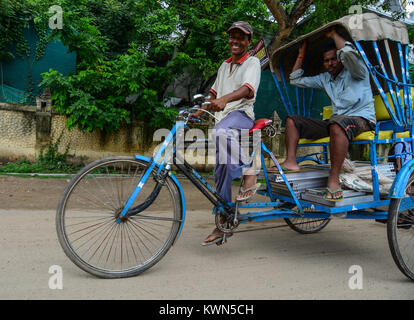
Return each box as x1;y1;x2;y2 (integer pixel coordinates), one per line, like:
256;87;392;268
264;0;314;57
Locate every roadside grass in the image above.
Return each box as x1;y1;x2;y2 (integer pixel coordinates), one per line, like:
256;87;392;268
0;159;80;174
0;133;81;176
0;172;73;179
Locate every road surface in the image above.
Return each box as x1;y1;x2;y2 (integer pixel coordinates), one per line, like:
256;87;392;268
0;176;413;300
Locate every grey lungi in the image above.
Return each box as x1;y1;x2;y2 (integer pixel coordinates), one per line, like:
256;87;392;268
212;110;254;203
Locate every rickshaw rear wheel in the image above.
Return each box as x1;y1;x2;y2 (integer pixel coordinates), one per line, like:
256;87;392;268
387;175;414;281
284;217;330;234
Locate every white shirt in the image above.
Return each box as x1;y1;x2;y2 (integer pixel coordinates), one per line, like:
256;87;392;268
210;52;261;123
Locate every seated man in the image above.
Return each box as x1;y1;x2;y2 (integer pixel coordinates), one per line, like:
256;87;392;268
275;28;376;201
191;21;261;245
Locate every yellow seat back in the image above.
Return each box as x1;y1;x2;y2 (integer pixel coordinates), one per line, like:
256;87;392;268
322;106;332;120
322;88;412;121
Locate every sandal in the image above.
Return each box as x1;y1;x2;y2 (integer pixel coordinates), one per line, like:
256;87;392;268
201;232;233;246
323;187;344;202
236;183;261;202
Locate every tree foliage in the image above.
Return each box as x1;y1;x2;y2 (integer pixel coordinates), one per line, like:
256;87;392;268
2;0;412;132
38;0;273;132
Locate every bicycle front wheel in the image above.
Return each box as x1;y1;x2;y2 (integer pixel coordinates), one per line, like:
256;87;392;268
56;156;183;278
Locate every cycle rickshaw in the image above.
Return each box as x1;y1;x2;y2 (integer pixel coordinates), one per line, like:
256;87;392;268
56;13;414;281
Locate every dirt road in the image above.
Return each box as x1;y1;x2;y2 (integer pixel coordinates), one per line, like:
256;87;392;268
0;175;413;300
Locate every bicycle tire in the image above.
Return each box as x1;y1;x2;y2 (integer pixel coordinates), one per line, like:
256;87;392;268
284;216;330;234
387;175;414;281
56;156;183;278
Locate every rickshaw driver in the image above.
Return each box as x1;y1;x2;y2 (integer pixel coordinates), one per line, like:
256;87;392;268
190;21;262;245
276;28;376;201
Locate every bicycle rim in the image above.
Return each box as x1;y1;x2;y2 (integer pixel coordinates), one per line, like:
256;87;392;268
56;157;182;278
387;175;414;281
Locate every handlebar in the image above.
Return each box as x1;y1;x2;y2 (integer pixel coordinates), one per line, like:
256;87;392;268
190;117;201;123
177;94;219;123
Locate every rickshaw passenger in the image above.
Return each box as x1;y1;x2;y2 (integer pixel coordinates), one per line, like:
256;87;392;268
190;21;262;245
278;28;376;201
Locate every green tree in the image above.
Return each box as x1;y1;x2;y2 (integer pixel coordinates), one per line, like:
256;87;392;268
39;0;274;132
4;0;410;133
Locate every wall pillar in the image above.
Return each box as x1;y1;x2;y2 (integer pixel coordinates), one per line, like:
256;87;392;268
35;90;52;149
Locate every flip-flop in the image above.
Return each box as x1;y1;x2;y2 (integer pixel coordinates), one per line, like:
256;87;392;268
267;166;300;173
236;183;261;202
201;232;233;246
323;187;344;202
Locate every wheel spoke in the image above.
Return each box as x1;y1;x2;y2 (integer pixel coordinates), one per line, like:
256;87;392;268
56;157;182;278
285;215;330;234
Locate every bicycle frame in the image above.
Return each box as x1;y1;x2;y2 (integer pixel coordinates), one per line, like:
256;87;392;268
117;120;391;228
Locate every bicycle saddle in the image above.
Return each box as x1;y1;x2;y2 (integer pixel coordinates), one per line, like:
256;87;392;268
249;119;273;134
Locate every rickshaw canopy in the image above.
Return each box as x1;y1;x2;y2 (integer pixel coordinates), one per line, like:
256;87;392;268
271;13;409;81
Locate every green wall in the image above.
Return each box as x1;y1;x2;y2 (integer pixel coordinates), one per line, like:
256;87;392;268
255;68;331;125
0;22;76;104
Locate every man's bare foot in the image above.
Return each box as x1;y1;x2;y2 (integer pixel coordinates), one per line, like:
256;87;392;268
323;187;344;201
237;174;257;199
202;227;224;244
236;173;262;202
279;161;300;171
323;181;343;201
268;161;300;172
202;227;232;246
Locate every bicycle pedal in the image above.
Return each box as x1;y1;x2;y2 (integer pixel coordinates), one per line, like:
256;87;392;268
216;234;232;246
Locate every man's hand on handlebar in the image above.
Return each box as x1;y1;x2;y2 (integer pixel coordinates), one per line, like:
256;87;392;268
209;97;226;112
189;110;203;123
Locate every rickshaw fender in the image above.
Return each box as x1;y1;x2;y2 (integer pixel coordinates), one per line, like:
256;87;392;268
388;158;414;198
134;155;186;242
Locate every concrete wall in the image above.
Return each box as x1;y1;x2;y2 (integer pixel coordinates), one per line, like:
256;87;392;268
1;102;371;171
0;103;157;163
0;102;288;170
0;104;37;161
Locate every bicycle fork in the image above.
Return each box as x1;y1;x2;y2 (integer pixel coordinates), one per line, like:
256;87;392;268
116;159;158;224
116;122;182;224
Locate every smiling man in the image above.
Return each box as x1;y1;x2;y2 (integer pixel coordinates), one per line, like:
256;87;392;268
275;28;376;202
191;21;261;245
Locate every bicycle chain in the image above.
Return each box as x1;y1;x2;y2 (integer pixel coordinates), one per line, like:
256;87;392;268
215;206;327;234
216;217;327;234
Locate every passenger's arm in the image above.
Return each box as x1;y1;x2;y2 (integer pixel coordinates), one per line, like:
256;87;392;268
292;41;307;73
326;29;366;80
290;40;324;89
326;28;346;50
